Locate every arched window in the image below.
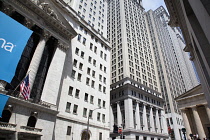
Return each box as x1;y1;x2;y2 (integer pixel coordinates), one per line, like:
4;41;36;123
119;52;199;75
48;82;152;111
81;131;90;140
0;110;12;123
27;116;37;127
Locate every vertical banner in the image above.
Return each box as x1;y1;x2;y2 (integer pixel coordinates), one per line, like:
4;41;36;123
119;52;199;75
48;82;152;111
0;93;9;118
0;11;33;83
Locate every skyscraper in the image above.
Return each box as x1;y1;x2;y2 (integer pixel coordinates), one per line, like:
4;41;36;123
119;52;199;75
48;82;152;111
146;6;199;140
108;0;168;139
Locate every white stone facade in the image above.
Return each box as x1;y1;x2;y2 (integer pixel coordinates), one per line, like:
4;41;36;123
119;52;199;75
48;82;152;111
110;78;168;140
0;0;110;140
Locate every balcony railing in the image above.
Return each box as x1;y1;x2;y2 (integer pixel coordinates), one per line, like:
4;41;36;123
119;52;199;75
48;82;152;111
20;126;42;135
0;122;16;131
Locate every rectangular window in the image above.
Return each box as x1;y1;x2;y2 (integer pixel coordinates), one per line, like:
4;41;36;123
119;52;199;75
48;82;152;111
94;46;97;53
73;104;78;114
81;51;84;58
100;51;103;58
84;93;88;102
66;102;71;113
90;43;93;50
103;77;106;84
89;110;93;118
102;114;105;122
75;47;79;54
93;59;96;66
103;86;106;93
68;86;73;95
98;99;101;107
91;80;95;88
99;132;102;140
83;108;87;117
97;112;101;121
73;59;77;67
104;67;106;73
88;56;92;63
87;68;91;75
77;34;81;42
86;78;90;85
92;70;95;78
104;54;107;61
99;75;102;81
71;70;76;78
66;126;72;135
99;84;102;91
75;89;80;98
83;37;86;45
79;63;83;70
103;101;105;108
90;95;94;104
77;73;82;81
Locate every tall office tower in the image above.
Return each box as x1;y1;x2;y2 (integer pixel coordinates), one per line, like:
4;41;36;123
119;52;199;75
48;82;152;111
63;0;107;38
146;6;199;140
108;0;168;139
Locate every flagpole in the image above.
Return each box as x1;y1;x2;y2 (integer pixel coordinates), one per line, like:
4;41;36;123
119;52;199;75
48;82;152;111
11;70;31;97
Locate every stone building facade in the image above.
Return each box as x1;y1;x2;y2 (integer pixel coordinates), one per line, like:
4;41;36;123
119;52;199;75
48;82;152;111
164;0;210;108
0;0;111;140
175;85;210;140
110;78;168;140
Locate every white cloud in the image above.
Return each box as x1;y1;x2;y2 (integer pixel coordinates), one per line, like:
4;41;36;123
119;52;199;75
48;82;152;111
142;0;167;11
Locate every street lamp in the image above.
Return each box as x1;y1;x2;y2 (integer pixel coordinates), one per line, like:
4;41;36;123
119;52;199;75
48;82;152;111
181;128;186;140
85;107;101;140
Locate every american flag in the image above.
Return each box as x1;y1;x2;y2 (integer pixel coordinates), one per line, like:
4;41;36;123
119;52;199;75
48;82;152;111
20;74;30;100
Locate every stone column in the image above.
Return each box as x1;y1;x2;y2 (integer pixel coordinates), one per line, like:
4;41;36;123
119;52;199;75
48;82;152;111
204;104;210;121
161;110;167;134
28;31;51;90
149;106;155;132
110;104;114;131
181;109;192;140
117;101;123;127
143;103;148;131
155;109;161;133
124;98;134;129
41;41;68;105
135;101;141;130
191;106;206;139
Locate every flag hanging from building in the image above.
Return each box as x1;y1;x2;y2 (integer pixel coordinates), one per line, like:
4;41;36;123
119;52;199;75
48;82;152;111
0;93;9;118
20;74;30;100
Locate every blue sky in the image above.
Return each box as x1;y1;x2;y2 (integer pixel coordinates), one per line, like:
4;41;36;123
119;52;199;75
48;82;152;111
142;0;167;11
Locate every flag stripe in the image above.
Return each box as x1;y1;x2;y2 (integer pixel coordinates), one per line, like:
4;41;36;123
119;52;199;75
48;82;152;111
20;75;30;100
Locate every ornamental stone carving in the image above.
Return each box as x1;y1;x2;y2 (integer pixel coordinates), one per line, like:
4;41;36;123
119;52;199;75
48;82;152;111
39;2;58;20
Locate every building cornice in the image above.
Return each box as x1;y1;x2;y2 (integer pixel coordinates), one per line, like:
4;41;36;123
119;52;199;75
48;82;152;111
8;96;59;115
2;0;77;46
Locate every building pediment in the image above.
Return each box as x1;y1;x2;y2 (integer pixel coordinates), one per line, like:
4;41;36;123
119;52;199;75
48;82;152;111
3;0;77;45
175;84;207;108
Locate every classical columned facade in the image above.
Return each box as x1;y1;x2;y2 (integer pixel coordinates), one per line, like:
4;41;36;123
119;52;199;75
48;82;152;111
175;85;210;140
165;0;210;108
0;0;77;139
110;78;169;140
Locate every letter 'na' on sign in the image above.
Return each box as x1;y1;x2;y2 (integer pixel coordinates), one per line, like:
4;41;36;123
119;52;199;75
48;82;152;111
0;11;33;83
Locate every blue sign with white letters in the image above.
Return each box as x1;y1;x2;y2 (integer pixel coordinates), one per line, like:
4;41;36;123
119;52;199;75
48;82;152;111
0;11;33;83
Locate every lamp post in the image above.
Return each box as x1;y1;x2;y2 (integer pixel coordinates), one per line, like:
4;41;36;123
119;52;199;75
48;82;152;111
181;128;186;140
85;107;101;140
